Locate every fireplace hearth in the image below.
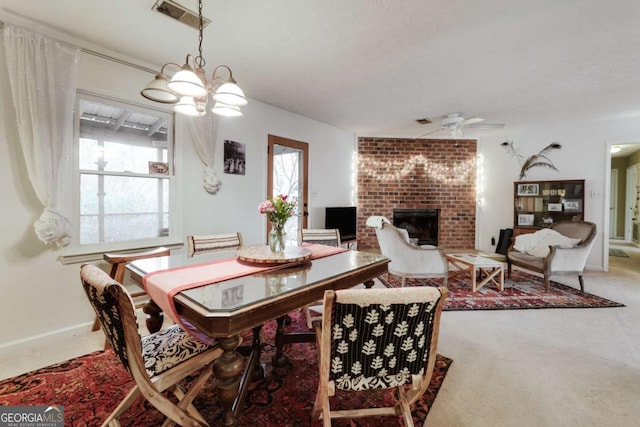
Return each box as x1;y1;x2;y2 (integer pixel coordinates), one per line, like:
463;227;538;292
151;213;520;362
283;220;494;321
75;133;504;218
393;208;439;246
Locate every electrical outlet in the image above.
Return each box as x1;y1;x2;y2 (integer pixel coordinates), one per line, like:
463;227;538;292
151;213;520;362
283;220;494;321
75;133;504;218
590;190;601;199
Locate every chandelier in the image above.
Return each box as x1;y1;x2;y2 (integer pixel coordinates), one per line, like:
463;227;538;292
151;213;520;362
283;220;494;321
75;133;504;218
141;0;247;117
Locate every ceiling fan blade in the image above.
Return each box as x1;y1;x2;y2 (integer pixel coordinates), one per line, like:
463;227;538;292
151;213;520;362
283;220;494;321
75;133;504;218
465;123;505;129
461;117;484;126
418;127;446;137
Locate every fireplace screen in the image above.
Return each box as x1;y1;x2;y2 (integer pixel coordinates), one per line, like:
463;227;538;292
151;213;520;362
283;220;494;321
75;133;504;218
392;209;439;246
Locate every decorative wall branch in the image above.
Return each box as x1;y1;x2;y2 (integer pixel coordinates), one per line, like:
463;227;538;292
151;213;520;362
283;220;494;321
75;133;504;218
501;141;562;180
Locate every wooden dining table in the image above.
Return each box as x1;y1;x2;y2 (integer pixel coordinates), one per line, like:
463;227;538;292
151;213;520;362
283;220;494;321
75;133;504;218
127;246;389;427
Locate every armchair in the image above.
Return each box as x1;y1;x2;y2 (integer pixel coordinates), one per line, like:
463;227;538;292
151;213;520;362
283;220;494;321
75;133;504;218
507;221;597;292
366;216;448;287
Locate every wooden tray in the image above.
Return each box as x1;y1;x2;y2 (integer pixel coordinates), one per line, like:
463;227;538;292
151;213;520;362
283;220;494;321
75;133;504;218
236;245;312;265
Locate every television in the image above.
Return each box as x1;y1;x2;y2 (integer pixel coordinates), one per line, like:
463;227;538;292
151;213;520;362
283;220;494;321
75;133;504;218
325;207;357;242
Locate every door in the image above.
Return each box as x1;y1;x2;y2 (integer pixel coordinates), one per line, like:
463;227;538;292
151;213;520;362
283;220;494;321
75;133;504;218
267;135;309;242
610;169;618;238
626;166;636;241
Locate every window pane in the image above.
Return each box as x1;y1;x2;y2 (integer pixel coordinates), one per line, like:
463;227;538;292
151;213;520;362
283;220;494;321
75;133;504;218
76;95;173;247
79;138;100;171
79;175;169;243
80;215;99;245
80;174;99;214
103;141;166;174
78;98;168;174
103;176;164;213
104;213;163;242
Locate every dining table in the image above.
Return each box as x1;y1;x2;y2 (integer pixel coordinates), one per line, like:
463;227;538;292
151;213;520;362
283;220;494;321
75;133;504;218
126;245;389;427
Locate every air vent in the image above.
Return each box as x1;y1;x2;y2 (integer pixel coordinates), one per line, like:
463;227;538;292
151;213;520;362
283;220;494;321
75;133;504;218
416;118;432;125
153;0;211;30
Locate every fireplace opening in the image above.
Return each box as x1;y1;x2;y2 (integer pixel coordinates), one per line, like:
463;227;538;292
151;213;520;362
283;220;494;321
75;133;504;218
392;209;439;246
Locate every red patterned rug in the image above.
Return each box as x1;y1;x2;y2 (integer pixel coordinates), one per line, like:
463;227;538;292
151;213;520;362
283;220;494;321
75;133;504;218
379;270;624;310
0;312;452;426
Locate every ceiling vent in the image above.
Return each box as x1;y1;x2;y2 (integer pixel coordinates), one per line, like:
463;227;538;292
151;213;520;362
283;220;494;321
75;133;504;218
152;0;211;30
415;118;432;125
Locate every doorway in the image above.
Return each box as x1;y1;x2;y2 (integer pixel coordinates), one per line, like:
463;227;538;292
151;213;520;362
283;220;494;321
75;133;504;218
267;135;309;242
607;142;640;274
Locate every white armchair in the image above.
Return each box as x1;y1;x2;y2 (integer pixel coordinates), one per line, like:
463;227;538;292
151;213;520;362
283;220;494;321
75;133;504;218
507;220;597;292
366;216;448;287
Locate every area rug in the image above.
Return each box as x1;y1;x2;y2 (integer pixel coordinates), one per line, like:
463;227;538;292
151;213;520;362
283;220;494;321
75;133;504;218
609;248;630;258
379;270;624;310
0;312;452;426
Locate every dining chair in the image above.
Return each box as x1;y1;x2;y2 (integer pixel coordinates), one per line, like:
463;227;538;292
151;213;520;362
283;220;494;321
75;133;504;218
299;228;342;328
91;246;171;345
81;264;221;427
298;228;342;247
312;286;448;426
187;232;243;257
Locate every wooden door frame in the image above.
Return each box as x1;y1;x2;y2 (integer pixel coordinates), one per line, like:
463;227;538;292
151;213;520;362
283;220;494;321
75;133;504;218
267;134;309;235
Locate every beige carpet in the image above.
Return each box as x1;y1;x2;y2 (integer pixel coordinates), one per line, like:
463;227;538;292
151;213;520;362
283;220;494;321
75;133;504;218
425;241;640;426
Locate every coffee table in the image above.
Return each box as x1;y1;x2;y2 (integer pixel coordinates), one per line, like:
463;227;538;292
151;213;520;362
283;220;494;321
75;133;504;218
445;253;504;292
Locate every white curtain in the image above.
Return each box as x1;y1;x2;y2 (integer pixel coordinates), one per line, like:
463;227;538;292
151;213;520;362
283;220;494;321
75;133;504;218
185;114;222;194
3;25;80;247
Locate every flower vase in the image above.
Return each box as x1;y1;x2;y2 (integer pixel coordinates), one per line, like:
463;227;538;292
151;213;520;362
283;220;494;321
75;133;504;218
269;226;286;253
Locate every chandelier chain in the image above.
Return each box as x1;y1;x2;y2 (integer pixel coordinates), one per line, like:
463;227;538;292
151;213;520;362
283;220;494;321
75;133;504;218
195;0;205;68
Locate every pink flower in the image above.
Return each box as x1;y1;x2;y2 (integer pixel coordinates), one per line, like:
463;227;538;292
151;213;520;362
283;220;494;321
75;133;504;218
258;201;275;214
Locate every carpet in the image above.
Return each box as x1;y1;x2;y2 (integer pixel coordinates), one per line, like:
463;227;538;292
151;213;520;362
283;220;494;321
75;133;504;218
609;248;630;258
379;270;624;310
0;312;452;426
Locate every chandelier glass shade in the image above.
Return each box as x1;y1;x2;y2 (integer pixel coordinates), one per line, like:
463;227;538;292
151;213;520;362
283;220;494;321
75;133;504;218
140;0;246;117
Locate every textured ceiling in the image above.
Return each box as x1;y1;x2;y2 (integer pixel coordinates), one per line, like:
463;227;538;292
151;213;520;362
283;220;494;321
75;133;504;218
2;0;640;138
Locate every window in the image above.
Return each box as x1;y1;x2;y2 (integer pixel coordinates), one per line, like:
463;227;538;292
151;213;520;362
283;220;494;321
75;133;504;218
63;93;179;258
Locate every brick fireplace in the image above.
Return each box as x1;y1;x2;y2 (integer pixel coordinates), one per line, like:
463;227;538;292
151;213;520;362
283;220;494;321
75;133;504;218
357;138;476;250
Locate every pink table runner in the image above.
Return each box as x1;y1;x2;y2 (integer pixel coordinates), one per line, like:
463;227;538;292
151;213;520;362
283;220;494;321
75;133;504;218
143;243;347;343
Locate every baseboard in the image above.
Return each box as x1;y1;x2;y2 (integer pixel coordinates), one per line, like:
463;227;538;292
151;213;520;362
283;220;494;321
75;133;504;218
0;322;93;351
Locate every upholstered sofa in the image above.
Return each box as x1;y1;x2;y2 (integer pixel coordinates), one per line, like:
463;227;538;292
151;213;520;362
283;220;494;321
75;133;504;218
507;221;597;292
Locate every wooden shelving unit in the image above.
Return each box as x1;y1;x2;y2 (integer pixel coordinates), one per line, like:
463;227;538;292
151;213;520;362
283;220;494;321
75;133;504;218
513;179;585;236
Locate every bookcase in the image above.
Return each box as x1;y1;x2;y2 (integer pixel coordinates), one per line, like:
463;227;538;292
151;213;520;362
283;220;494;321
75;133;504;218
513;179;585;236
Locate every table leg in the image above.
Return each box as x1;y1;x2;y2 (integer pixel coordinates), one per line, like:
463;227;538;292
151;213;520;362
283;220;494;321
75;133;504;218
272;316;289;368
212;335;244;427
233;325;264;415
364;279;374;289
142;299;163;333
474;267;504;292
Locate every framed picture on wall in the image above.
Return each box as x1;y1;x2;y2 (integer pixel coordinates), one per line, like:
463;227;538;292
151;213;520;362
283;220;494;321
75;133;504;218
548;203;563;212
518;214;535;226
517;183;539;196
224;140;246;175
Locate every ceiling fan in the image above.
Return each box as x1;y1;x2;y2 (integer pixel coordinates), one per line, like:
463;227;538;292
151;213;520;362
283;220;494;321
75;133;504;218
418;113;505;138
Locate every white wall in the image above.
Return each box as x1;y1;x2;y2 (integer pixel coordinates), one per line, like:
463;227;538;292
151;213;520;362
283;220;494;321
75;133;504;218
0;48;355;348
